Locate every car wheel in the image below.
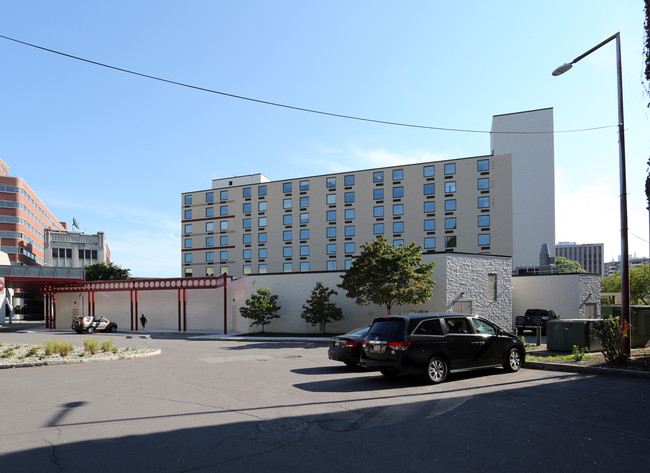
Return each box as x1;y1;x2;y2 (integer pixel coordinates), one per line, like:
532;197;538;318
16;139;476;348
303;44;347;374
504;348;522;372
110;325;117;333
380;368;399;378
422;357;447;384
87;326;94;334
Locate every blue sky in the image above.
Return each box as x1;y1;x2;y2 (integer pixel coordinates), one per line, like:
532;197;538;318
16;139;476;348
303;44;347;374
0;1;648;277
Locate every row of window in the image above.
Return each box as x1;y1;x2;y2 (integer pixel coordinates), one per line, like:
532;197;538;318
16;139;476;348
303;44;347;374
51;248;98;259
183;160;491;205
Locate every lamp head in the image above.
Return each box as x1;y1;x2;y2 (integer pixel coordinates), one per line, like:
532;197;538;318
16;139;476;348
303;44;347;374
552;63;573;76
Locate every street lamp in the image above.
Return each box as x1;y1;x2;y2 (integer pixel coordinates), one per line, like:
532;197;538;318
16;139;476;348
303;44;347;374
553;32;631;356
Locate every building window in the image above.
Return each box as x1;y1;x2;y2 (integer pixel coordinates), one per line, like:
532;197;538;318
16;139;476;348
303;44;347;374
373;206;384;217
300;229;310;240
258;233;267;243
393;186;404;198
393;169;403;181
445;200;456;211
423;165;435;177
206;222;214;232
206;237;214;247
445;218;456;230
283;263;293;272
206;192;214;202
424;219;435;231
259;264;268;273
327;210;336;221
344;175;355;186
300;196;309;207
206;207;214;217
300;180;309;191
185;253;192;263
184;209;192;219
373;188;384;200
327;244;337;255
219;266;228;274
478;215;490;227
283;182;292;193
184;224;192;234
393;239;404;247
487;273;497;301
283;198;292;209
345;209;355;220
393;204;404;216
184;238;192;248
300;213;309;223
300;262;310;272
345;191;355;202
220;235;228;245
220;221;228;231
326;177;336;188
284;247;292;257
220;190;228;200
373;171;384;183
424;237;436;249
258;185;267;196
444;181;456;193
327;261;337;271
258;201;267;211
424;201;435;213
326;194;336;205
345;260;353;270
243;265;252;275
206;267;214;276
478;197;490;208
478;234;491;246
243;203;251;213
220;250;228;261
283;230;292;241
243;218;251;229
444;163;456;175
424;183;435;195
243;187;251;197
184;195;192;205
283;214;292;225
345;242;355;253
300;245;309;256
477;159;489;172
258;217;267;227
373;223;384;234
327;227;337;238
259;248;267;258
393;221;404;233
243;249;252;259
477;178;490;190
243;233;252;244
345;225;355;236
220;205;228;216
445;236;457;248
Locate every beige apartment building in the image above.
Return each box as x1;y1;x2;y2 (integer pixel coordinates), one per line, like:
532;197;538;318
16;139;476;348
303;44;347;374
181;108;555;277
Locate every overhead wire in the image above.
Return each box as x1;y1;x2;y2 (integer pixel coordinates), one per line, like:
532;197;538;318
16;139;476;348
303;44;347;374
0;33;618;135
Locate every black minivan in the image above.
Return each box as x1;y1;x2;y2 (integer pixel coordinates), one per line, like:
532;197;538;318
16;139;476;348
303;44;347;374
360;314;525;384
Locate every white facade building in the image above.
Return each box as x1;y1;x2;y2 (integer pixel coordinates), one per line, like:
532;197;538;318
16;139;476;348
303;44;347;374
43;229;110;269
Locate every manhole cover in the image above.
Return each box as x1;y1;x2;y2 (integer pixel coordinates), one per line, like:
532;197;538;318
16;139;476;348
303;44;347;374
258;419;308;433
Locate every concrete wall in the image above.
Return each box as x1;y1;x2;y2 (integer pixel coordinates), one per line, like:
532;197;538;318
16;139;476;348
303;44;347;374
512;273;601;322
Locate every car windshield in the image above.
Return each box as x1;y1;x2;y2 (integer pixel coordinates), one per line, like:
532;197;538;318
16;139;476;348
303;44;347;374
342;326;369;338
367;319;406;341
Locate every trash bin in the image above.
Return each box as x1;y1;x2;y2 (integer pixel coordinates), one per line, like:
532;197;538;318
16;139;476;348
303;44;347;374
546;319;602;352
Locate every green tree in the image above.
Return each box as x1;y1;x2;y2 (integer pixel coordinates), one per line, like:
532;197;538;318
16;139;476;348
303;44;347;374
555;256;586;274
301;282;343;333
84;262;131;281
239;288;281;332
601;265;650;305
339;237;435;315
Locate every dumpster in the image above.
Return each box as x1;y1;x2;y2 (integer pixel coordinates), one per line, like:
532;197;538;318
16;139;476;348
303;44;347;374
599;306;650;348
546;319;603;352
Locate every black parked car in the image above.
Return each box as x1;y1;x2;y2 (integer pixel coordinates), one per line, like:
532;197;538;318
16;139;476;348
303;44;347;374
328;326;370;368
360;314;525;384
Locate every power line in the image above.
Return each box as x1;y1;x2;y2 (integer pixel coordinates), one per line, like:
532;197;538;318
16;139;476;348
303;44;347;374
0;33;618;135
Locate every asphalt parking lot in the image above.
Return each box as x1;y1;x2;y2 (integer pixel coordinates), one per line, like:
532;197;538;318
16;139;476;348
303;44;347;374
1;330;648;472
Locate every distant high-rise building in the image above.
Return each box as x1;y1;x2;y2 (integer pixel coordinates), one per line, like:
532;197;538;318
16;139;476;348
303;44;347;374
555;242;605;275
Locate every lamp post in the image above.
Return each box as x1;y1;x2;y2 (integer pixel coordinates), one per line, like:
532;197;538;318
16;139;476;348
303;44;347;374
553;32;631;356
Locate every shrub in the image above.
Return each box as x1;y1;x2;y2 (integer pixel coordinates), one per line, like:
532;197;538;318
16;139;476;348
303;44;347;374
84;339;98;355
44;340;74;357
593;316;629;366
101;340;114;353
571;345;588;362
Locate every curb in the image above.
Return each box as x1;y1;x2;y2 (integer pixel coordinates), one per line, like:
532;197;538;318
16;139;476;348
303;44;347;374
524;360;650;379
0;349;161;370
190;335;331;343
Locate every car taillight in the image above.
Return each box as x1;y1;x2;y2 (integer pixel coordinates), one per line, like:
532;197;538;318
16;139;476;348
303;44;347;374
387;341;410;350
363;340;369;347
344;341;358;348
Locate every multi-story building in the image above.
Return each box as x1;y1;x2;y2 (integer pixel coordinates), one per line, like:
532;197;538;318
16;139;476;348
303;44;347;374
604;256;650;276
181;108;555;277
0;158;67;266
43;229;110;269
555;242;605;275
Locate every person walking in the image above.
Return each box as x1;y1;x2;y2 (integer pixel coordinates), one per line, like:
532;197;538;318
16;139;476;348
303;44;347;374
140;314;147;330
